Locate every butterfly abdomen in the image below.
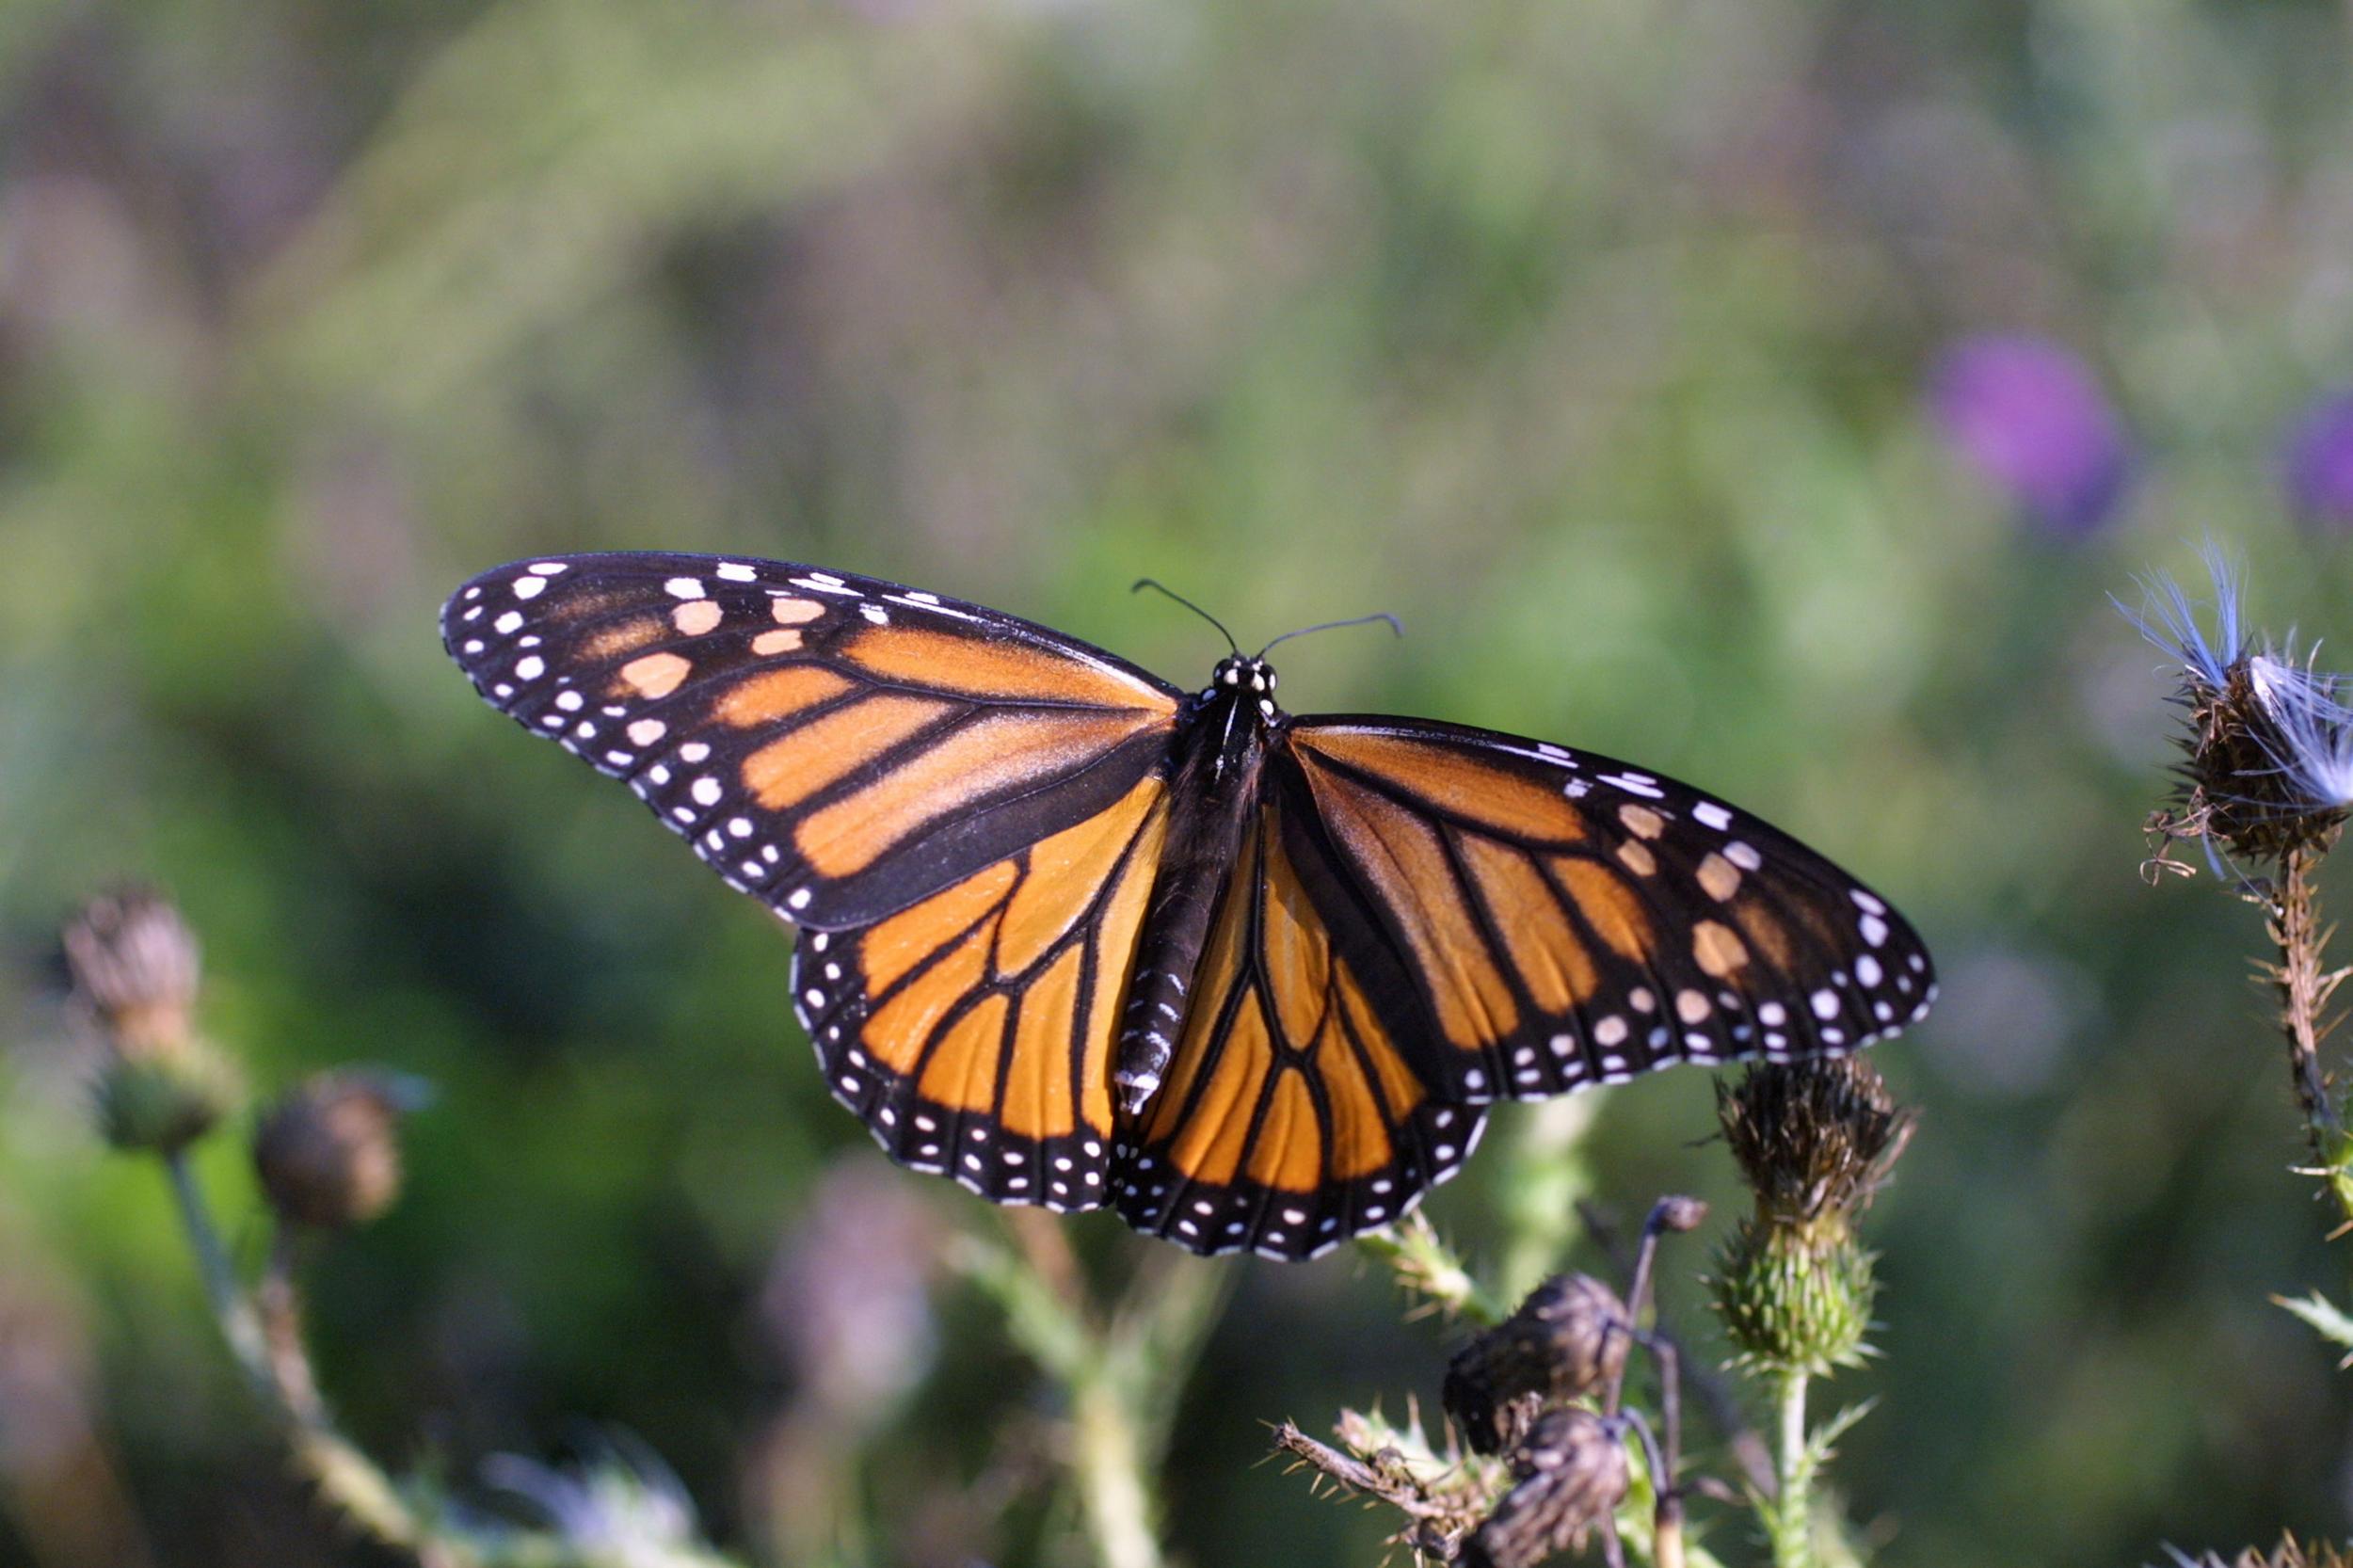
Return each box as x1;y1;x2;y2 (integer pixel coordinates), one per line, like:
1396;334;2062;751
1112;681;1271;1112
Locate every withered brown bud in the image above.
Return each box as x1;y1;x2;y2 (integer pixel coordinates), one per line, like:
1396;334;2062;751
1718;1058;1914;1232
64;888;236;1152
1444;1272;1629;1456
1461;1410;1629;1568
1654;1194;1708;1234
253;1073;427;1230
63;888;200;1057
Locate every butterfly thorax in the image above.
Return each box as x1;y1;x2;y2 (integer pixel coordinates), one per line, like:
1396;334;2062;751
1110;655;1285;1114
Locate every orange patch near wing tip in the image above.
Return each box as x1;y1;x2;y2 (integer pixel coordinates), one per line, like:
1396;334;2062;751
1732;900;1797;971
616;650;691;699
1693;920;1748;978
580;616;665;662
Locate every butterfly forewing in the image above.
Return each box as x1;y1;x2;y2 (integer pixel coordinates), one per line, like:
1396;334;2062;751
1282;718;1935;1103
441;554;1183;930
1113;790;1486;1260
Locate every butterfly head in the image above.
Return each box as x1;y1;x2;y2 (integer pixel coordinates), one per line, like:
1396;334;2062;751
1209;654;1283;721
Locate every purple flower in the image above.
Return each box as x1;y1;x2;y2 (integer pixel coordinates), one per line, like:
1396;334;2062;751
1928;334;2133;536
2281;387;2353;528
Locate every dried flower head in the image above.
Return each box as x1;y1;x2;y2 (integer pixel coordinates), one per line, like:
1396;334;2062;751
2127;555;2353;865
1714;1059;1914;1376
1717;1059;1914;1234
62;888;236;1153
1460;1410;1630;1568
62;887;200;1053
1443;1272;1631;1456
1654;1193;1709;1234
253;1072;429;1230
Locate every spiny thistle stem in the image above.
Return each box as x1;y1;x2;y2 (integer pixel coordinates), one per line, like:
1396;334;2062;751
2271;849;2340;1135
2264;848;2353;1240
1359;1212;1511;1325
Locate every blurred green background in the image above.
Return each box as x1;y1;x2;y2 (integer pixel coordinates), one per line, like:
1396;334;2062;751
7;0;2353;1564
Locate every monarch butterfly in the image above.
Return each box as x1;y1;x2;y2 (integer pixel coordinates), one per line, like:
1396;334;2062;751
444;553;1934;1259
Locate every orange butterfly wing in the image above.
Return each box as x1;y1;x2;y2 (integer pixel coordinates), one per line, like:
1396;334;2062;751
1114;787;1484;1259
442;554;1181;930
794;774;1171;1207
1282;718;1936;1103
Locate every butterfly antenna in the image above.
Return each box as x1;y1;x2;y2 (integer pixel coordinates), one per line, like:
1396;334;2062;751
1132;578;1241;656
1259;612;1405;658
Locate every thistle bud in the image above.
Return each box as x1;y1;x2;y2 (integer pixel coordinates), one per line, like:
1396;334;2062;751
1444;1273;1630;1456
1461;1410;1629;1568
2126;557;2353;863
253;1072;429;1230
62;888;235;1153
1654;1194;1708;1234
1713;1060;1914;1376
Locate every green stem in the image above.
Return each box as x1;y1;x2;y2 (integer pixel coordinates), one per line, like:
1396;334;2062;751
163;1151;439;1560
1070;1369;1163;1568
1493;1097;1598;1304
1767;1370;1814;1568
164;1151;273;1404
955;1230;1229;1568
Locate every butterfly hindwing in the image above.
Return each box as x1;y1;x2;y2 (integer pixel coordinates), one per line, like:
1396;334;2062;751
1113;788;1485;1260
1282;718;1936;1103
441;553;1183;930
794;774;1171;1208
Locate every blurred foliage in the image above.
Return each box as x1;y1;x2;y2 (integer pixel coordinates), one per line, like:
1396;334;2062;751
7;0;2353;1564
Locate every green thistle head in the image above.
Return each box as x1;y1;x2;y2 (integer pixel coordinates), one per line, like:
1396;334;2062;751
63;888;238;1154
1712;1059;1915;1377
